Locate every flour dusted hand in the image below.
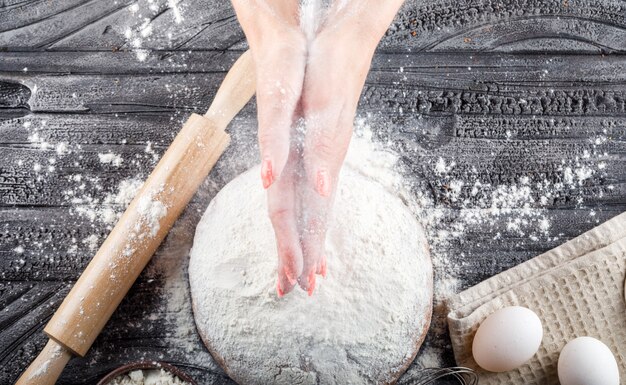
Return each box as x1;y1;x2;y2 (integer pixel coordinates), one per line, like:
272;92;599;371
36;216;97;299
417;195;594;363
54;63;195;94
231;0;405;296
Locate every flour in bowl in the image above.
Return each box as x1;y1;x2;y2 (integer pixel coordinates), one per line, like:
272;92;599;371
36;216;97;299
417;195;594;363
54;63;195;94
107;368;190;385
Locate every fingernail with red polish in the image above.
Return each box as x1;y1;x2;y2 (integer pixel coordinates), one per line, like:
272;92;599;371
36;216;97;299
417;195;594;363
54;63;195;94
320;257;327;278
261;159;274;189
307;271;316;296
284;266;297;285
276;279;284;298
316;169;331;197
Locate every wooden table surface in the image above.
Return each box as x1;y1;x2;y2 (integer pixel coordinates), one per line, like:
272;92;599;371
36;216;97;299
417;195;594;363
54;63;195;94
1;1;626;384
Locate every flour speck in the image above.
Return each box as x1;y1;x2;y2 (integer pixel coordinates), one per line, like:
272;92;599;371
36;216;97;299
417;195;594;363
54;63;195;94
98;152;124;167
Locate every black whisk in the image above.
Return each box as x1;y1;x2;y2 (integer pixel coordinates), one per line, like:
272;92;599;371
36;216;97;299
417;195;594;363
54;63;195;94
402;367;478;385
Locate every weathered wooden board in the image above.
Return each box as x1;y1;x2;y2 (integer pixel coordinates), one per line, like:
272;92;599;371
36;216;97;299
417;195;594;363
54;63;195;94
2;0;626;52
1;0;626;384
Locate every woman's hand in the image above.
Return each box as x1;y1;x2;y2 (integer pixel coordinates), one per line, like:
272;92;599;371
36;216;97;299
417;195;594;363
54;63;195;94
294;28;381;295
232;1;308;295
232;0;405;296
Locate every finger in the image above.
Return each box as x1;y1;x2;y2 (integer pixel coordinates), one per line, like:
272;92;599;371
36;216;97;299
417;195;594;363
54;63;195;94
317;255;327;278
299;33;372;196
298;184;332;295
298;86;357;295
268;148;303;297
302;100;355;198
255;51;305;189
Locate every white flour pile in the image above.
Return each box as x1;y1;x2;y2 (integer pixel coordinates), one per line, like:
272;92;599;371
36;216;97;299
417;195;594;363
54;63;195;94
108;369;190;385
189;160;433;384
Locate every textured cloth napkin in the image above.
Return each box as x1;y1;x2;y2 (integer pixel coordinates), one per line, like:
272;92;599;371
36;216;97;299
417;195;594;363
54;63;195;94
447;211;626;384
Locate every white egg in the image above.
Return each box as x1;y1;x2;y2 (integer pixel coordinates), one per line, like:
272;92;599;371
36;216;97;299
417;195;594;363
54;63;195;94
472;306;543;372
558;336;619;385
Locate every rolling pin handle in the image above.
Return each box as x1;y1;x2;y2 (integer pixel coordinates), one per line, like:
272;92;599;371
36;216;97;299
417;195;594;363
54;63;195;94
14;339;73;385
205;50;256;126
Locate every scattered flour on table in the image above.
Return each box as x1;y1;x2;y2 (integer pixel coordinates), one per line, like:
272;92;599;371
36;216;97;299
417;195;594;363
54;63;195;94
144;142;161;162
82;234;99;251
21;119;72;179
71;177;143;222
65;119;609;375
99;152;124;167
149;215;215;360
67;177;143;246
24;119;71;156
108;369;190;385
19;110;160;250
121;0;185;61
414;346;447;369
13;103;611;374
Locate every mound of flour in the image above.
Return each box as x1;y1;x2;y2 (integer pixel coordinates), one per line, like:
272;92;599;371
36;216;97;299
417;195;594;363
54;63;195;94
189;164;433;385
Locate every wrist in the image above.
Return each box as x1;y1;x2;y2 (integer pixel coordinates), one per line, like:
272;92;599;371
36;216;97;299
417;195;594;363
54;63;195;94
232;0;303;50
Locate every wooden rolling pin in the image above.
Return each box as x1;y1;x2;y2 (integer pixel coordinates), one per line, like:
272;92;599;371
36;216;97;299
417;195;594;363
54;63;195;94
15;50;255;385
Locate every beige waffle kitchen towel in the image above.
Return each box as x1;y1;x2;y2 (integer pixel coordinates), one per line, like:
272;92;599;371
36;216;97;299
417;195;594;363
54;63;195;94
447;211;626;384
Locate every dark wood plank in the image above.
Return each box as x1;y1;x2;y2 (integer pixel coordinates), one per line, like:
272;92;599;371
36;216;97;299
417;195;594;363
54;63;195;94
0;0;242;51
3;0;626;53
383;0;626;53
0;50;236;74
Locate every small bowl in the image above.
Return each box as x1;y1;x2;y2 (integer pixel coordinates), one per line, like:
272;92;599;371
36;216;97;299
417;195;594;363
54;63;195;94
96;361;197;385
